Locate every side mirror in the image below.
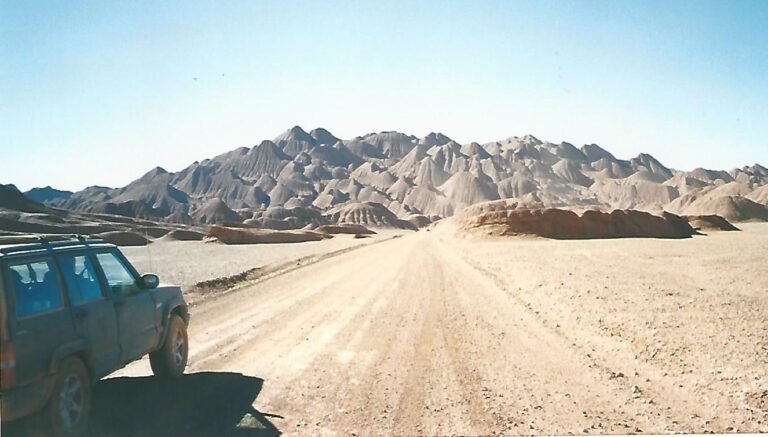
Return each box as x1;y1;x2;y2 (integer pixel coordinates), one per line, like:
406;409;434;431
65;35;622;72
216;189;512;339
141;274;159;290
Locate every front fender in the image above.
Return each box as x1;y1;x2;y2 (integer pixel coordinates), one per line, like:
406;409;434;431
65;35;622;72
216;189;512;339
151;285;189;348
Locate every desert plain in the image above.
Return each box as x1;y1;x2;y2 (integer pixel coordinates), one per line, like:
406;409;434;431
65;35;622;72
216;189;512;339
92;221;768;436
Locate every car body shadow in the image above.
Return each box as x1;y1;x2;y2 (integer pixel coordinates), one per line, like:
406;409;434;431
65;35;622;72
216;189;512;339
3;372;280;436
88;372;280;436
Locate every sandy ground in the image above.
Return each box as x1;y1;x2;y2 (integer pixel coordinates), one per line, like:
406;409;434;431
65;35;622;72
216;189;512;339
95;222;768;435
121;231;399;290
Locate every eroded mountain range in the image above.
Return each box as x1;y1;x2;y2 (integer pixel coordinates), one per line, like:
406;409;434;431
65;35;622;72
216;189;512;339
24;126;768;227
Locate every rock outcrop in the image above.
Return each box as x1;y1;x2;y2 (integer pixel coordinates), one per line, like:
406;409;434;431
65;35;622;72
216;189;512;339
459;200;697;239
683;215;740;231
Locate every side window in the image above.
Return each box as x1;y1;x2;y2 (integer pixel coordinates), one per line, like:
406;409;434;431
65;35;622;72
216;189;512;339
95;252;139;295
9;259;63;318
59;254;103;304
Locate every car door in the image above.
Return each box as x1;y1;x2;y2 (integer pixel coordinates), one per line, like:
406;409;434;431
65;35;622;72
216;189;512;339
93;250;160;363
5;257;76;387
56;251;121;378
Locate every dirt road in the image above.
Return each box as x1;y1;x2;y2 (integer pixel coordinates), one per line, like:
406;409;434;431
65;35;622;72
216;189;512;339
110;225;767;436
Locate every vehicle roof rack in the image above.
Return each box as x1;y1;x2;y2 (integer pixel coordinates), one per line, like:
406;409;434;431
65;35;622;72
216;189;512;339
0;234;109;257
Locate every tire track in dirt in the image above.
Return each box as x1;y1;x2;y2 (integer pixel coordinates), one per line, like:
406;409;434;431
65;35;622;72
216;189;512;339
446;237;703;433
190;236;410;373
390;248;481;436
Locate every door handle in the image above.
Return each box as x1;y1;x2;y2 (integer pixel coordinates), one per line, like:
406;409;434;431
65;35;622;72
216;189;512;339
73;308;89;320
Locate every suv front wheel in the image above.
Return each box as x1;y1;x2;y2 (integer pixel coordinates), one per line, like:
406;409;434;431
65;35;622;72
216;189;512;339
43;357;91;437
149;314;188;377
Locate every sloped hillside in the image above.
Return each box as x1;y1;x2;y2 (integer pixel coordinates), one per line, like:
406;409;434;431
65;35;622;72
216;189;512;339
0;184;202;242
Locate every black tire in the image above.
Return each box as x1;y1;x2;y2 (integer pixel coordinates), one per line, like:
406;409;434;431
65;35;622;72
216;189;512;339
42;357;91;437
150;314;188;377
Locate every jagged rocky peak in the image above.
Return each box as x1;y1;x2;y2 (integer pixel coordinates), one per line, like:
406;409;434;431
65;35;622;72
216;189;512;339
739;163;768;176
344;136;385;159
309;127;340;146
128;166;170;183
687;168;734;183
123;166;175;189
24;186;73;203
361;131;418;160
309;144;361;168
581;143;616;162
460;142;491;159
275;125;313;142
250;140;283;155
631;153;673;179
274;125;316;157
518;134;543;147
552;142;588;162
420;132;453;147
2;183;51;213
752;163;768;175
146;166;169;177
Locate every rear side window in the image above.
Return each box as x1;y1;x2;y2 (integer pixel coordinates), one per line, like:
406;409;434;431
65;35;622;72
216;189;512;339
95;252;139;295
59;254;103;304
8;259;63;318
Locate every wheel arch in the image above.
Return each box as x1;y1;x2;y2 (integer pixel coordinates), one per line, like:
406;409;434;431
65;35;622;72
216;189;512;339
48;340;90;376
170;304;190;325
154;303;189;351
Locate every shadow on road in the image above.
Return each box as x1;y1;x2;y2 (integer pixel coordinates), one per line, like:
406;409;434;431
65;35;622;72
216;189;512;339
4;372;281;437
90;372;280;437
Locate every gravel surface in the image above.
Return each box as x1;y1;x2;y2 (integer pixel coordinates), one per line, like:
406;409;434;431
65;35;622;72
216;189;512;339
100;223;768;435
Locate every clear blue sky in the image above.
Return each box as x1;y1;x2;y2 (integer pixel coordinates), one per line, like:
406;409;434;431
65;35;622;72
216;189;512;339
2;0;767;192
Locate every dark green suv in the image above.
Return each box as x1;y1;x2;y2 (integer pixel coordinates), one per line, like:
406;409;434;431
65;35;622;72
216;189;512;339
0;236;190;436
